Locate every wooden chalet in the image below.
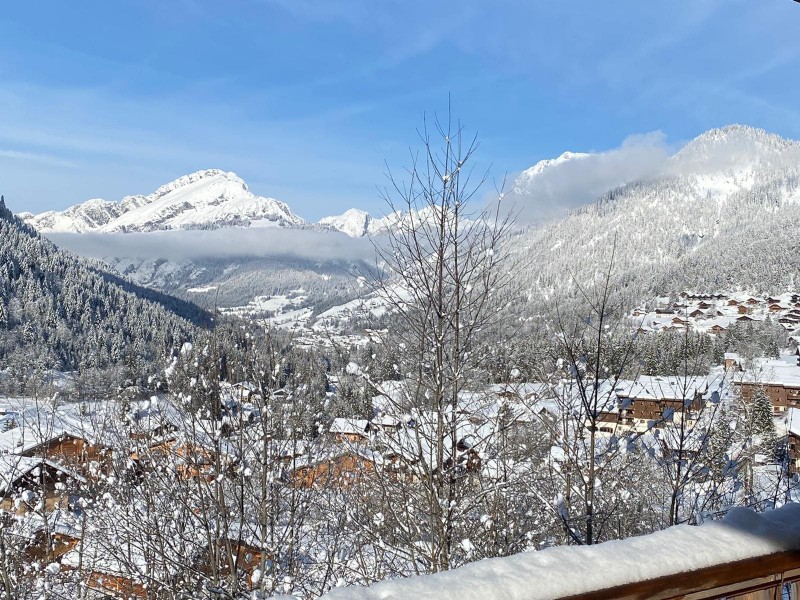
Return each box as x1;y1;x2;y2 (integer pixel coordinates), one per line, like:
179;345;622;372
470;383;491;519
195;536;273;590
24;529;80;563
134;436;234;480
438;438;482;475
328;418;370;443
787;408;800;476
0;455;86;514
724;353;742;371
290;451;377;489
81;572;147;599
8;429;111;475
601;377;713;434
736;381;800;415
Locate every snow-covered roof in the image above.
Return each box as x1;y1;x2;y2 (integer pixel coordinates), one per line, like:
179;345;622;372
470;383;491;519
0;455;86;495
736;354;800;387
0;397;127;453
329;418;369;436
324;503;800;600
788;407;800;438
614;375;723;403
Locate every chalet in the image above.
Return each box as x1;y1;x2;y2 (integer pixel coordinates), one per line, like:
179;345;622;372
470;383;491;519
734;356;800;414
24;527;80;563
0;455;86;513
697;301;712;309
195;529;273;590
727;299;740;306
127;398;182;441
369;414;405;434
737;304;750;315
723;353;742;371
270;439;313;465
59;512;192;599
737;314;755;322
768;303;785;313
0;427;111;476
709;324;727;334
290;450;378;489
609;376;714;433
329;418;370;443
788;408;800;476
135;436;236;480
438;438;481;475
595;408;624;434
61;541;149;599
737;380;800;414
688;309;705;318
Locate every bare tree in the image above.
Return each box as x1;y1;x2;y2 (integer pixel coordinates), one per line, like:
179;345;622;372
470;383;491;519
364;106;516;572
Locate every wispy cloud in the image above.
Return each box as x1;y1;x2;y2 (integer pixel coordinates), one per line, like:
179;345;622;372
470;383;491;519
0;149;78;168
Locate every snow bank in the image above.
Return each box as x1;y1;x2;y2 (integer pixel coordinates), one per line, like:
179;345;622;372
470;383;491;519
325;503;800;600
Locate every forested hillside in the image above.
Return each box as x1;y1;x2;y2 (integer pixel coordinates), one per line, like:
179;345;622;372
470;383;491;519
0;196;209;374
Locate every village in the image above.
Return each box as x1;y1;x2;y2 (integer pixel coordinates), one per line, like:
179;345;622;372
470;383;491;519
631;291;800;337
2;344;800;597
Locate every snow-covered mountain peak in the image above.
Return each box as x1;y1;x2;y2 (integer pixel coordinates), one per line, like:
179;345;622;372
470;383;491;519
319;208;373;238
673;124;800;174
517;150;590;181
148;169;248;203
24;170;305;233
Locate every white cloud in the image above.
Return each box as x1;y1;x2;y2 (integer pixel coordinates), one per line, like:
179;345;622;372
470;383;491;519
0;149;78;168
509;131;672;224
46;228;374;263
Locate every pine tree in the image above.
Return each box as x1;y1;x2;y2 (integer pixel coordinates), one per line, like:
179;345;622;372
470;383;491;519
751;388;777;459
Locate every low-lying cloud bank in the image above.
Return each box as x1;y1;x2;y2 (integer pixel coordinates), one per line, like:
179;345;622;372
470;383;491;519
510;131;672;224
47;227;376;263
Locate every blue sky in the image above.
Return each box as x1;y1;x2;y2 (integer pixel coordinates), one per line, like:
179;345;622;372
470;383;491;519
1;0;799;221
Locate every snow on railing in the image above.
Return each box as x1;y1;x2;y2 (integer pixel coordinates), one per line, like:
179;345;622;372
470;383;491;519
325;503;800;600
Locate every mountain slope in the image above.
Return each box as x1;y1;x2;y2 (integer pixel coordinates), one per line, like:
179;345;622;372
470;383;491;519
25;169;305;233
512;125;800;309
0;197;209;371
